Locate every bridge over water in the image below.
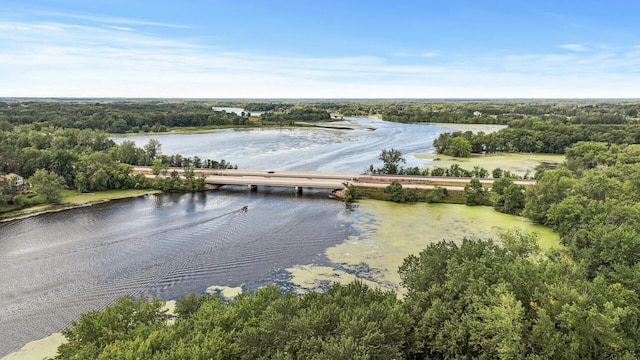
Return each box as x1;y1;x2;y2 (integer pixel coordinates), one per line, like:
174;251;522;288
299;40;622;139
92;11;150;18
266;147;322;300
202;169;357;193
134;167;536;193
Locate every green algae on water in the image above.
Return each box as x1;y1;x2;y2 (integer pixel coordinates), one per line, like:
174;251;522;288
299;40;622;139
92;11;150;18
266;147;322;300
287;200;560;296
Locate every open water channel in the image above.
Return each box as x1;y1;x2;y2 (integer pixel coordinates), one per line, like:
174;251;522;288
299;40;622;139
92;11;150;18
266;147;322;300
0;118;552;356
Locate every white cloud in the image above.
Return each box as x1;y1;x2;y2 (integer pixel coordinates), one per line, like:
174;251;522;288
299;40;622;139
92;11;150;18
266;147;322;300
1;20;639;98
36;10;192;29
558;43;588;52
106;25;134;31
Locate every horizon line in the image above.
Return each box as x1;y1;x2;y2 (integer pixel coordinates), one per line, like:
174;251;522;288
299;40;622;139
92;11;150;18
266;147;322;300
2;97;640;101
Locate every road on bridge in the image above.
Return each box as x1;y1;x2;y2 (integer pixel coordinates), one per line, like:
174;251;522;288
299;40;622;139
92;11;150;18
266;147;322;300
134;166;536;192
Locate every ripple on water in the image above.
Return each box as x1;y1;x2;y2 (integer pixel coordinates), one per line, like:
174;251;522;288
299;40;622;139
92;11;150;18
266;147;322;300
0;190;353;356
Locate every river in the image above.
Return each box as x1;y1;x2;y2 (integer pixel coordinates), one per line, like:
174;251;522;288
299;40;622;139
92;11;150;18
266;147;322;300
114;117;441;171
0;118;552;356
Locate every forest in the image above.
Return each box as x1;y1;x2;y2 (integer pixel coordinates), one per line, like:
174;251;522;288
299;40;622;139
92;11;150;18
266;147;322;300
0;100;251;133
2;99;640;358
0;125;236;210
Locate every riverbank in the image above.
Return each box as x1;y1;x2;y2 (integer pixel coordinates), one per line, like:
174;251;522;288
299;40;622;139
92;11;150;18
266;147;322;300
0;333;65;360
110;119;354;136
115;115;507;137
0;289;241;360
0;189;161;223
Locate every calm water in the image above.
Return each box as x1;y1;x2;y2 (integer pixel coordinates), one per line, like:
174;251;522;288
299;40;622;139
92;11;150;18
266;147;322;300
0;118;446;355
115;117;442;171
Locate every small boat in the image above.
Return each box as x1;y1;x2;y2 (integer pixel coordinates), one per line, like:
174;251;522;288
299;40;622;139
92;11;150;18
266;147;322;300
241;205;249;212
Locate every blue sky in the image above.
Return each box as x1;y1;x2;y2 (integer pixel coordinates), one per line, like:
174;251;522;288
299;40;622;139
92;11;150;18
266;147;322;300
1;1;639;98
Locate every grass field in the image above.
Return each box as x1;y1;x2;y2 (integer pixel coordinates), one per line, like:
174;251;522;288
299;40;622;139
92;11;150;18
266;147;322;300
417;152;565;176
429;122;507;134
1;189;160;222
60;189;160;204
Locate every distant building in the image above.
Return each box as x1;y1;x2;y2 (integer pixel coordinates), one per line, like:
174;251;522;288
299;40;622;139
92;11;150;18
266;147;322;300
3;173;23;186
473;111;482;117
2;173;28;190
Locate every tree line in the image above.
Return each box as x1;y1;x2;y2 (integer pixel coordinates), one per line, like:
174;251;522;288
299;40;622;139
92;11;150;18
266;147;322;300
4;99;639;136
0;101;253;133
0;124;235;209
260;107;332;125
361;149;525;214
0;100;336;134
212;99;640;124
435;122;640;158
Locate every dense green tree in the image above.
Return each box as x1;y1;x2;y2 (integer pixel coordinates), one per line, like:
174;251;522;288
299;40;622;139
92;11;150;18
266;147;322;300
29;169;66;203
405;188;422;203
433;132;453;154
183;166;196;190
616;144;640;165
491;176;514;196
522;168;575;224
570;168;620;204
143;139;162;160
446;163;466;177
445;136;472;157
425;186;448;203
399;233;537;358
110;140;146;165
56;282;412;360
343;184;360;203
56;296;166;359
463;178;488;205
399;232;640;359
472;165;490;178
565;141;615;173
384;181;404;202
501;184;526;215
491;177;525;215
378;148;405;175
175;292;207;318
151;159;168;176
194;175;207;191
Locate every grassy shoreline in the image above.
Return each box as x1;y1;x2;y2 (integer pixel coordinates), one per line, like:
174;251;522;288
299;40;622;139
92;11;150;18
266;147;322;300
0;189;161;223
417;152;565;176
